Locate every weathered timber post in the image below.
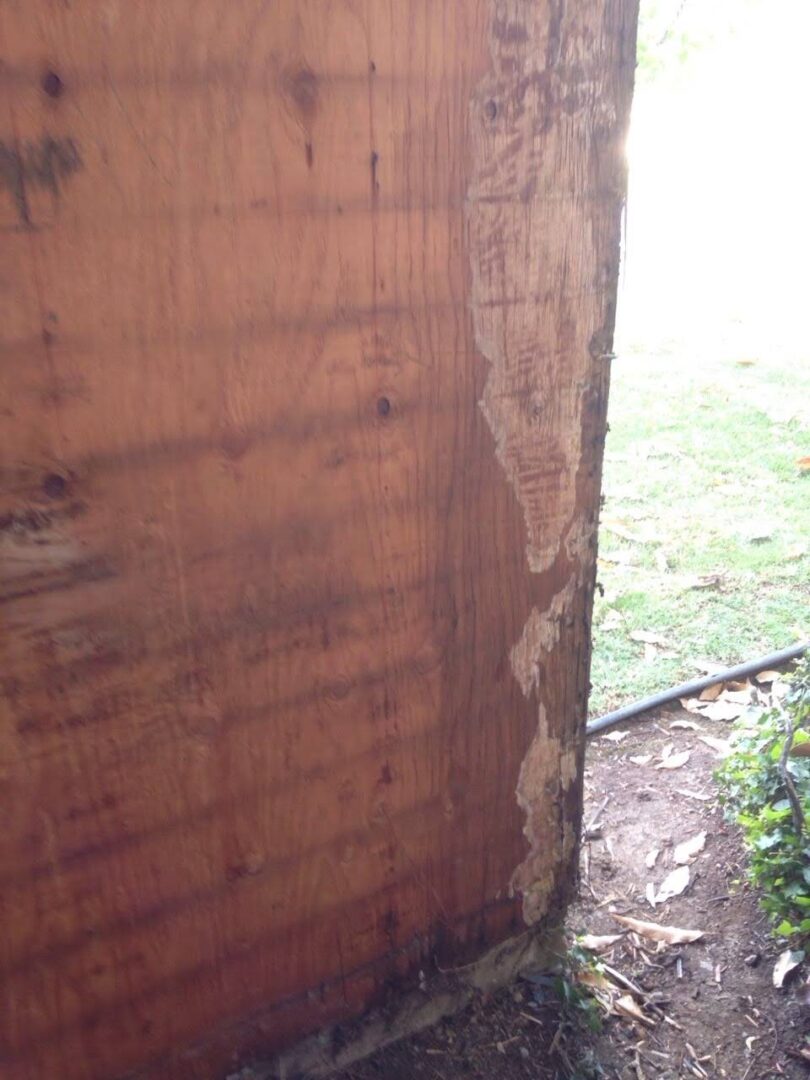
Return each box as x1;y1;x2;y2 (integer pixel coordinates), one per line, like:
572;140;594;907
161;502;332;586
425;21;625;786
0;2;637;1077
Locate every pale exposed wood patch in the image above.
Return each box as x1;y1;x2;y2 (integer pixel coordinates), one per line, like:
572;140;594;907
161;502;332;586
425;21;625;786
510;579;576;698
468;0;638;923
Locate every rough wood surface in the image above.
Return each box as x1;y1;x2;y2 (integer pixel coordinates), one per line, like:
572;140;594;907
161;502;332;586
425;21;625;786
0;3;637;1078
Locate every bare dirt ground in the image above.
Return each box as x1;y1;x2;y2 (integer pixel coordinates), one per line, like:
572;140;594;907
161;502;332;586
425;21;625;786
334;705;809;1079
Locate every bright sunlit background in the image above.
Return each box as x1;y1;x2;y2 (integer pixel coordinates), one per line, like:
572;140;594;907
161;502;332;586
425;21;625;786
591;0;810;714
620;0;810;366
617;0;810;367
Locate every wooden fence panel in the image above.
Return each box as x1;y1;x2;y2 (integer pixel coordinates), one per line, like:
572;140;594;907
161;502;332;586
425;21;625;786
0;2;637;1076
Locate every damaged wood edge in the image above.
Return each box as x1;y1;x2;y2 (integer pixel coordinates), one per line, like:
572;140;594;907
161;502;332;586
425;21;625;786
509;584;581;925
231;923;565;1080
466;2;588;930
509;581;577;700
467;1;636;927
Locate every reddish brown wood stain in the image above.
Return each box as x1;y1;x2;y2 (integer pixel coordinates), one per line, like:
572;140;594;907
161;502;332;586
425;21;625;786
0;3;637;1078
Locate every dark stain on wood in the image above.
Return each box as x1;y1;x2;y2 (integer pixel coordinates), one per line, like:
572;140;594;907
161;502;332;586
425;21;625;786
0;135;82;226
41;70;65;98
285;66;319;121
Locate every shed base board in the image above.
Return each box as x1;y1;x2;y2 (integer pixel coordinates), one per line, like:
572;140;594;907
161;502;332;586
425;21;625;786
232;924;564;1080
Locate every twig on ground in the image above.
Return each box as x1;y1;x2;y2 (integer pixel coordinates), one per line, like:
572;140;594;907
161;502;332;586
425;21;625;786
602;962;646;1000
548;1019;564;1056
581;844;600;901
585;795;611;837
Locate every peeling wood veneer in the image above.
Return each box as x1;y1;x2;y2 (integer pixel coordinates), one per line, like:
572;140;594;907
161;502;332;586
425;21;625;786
468;0;638;924
509;580;576;699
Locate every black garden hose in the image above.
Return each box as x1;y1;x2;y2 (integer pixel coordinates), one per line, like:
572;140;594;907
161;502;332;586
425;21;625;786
587;640;809;736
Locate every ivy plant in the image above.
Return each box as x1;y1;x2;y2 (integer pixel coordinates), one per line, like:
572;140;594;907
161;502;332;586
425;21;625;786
715;656;810;941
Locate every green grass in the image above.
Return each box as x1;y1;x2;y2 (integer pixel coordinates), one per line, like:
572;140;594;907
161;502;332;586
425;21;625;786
590;346;810;716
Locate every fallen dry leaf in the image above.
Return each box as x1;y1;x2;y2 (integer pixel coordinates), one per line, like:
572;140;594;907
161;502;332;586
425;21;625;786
629;754;653;766
670;719;701;731
611;914;703;944
645;881;657;907
602;730;630;743
796;456;810;472
773;948;804;989
698;683;723;702
675;788;711;801
791;742;810;758
699;700;743;722
614;993;655;1027
602;608;625;630
680;697;705;715
645;848;660;869
753;669;781;684
601;550;637;566
629;630;669;646
575;968;613;996
687;573;725;590
725;679;750;692
721;689;751;705
699;735;731;757
674;831;707;865
602;521;644;543
579;933;623;952
655;749;690;770
655;865;690;904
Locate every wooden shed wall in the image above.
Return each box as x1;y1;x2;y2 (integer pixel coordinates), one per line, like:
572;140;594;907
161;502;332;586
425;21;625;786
0;2;637;1078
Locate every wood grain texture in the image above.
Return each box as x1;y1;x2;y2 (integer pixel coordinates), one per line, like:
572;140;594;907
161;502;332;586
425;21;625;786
0;2;637;1078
